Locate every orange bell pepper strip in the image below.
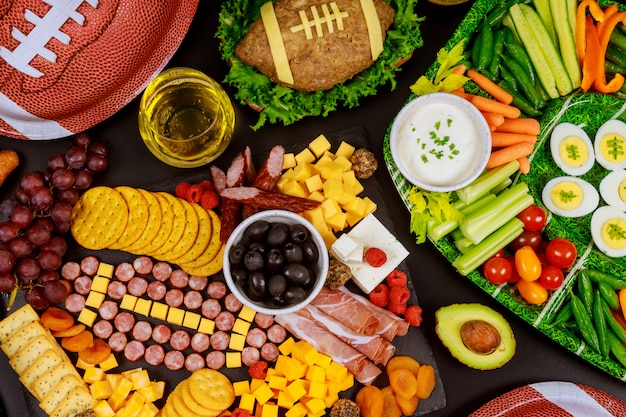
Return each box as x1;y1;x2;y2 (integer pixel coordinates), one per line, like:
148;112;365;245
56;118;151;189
594;11;626;94
576;0;608;65
581;16;602;92
597;4;619;35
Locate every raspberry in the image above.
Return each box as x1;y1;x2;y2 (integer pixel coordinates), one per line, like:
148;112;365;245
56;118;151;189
387;301;407;316
386;270;407;288
174;182;191;199
364;247;387;267
368;283;390;307
186;184;203;203
231;409;252;417
389;286;410;305
200;190;220;210
248;360;268;379
404;305;423;326
199;179;215;192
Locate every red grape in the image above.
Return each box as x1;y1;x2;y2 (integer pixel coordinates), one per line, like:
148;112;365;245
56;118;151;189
65;146;87;169
25;287;50;310
74;132;91;148
40;236;67;257
0;199;18;218
51;169;75;190
89;141;109;156
0;273;16;293
43;280;68;303
35;218;54;232
73;169;93;189
15;187;30;205
10;204;34;228
0;248;16;273
26;224;51;247
30;186;54;211
0;221;18;243
53;221;70;234
86;152;108;173
38;249;62;271
21;172;44;194
48;153;66;170
50;201;72;224
56;188;79;205
9;237;34;258
16;257;40;281
39;270;60;284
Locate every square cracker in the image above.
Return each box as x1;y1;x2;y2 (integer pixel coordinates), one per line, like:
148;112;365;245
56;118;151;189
0;304;39;343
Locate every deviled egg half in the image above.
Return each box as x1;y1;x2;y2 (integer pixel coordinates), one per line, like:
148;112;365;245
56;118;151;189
550;122;594;176
591;206;626;257
599;170;626;211
595;119;626;170
542;176;599;218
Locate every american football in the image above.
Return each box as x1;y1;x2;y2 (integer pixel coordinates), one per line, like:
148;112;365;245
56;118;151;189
0;0;199;140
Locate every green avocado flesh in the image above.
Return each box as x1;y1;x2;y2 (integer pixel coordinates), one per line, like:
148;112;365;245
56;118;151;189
435;303;516;370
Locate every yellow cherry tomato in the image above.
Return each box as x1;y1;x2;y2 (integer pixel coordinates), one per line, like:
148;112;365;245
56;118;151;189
517;280;548;305
515;245;542;281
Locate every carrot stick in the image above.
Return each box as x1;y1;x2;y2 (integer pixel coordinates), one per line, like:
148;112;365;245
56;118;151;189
491;132;537;147
453;64;467;75
471;95;521;119
495;117;541;135
467;69;513;104
486;142;534;169
517;156;531;174
482;111;505;128
451;86;465;94
450;90;475;100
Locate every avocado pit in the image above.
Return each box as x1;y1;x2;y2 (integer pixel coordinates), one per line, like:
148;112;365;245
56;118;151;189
460;319;501;355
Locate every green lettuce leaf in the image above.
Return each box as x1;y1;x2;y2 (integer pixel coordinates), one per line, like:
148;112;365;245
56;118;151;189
407;187;463;244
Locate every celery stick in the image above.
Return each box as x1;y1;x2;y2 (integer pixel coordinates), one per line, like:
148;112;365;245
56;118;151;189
427;194;497;241
490;177;513;195
456;160;520;204
452;218;524;276
455;237;475;254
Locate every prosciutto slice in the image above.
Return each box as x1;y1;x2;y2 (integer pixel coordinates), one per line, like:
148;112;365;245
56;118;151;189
339;286;410;341
275;312;382;385
310;287;379;335
298;305;395;365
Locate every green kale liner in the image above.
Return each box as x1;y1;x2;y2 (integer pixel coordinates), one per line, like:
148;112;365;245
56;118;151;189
216;0;423;130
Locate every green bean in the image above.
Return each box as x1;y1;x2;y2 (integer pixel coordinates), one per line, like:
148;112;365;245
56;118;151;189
477;22;494;71
570;291;600;353
610;29;626;53
580;268;626;290
552;302;572;326
606;60;625;75
577;271;594;316
501;55;545;109
607;328;626;368
504;41;538;86
607;45;626;68
486;0;519;27
599;281;620;311
593;290;610;358
499;66;519;90
601;297;626;344
497;81;541;117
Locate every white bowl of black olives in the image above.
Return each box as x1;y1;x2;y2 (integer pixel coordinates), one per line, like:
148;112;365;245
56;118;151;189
223;209;329;315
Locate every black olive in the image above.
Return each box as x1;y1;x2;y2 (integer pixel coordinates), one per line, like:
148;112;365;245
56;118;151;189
268;274;287;297
267;223;289;247
229;244;247;265
249;241;267;254
266;249;285;272
231;268;249;286
283;242;303;264
283;263;310;285
289;224;309;243
302;241;319;264
244;250;264;271
248;271;267;301
302;267;317;289
245;220;271;241
284;286;307;304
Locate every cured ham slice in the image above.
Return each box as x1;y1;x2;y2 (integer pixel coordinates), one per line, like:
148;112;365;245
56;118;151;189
310;286;379;335
275;313;381;385
339;286;410;341
299;305;395;365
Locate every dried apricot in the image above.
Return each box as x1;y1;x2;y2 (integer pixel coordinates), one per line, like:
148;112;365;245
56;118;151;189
386;355;420;377
389;368;418;399
416;365;436;399
395;393;419;416
78;338;111;365
41;306;74;331
61;329;94;353
381;386;403;417
355;385;384;417
52;323;86;338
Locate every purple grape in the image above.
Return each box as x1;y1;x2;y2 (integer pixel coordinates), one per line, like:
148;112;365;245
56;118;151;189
43;280;68;303
9;237;34;258
89;141;108;156
0;272;16;293
0;199;18;218
53;221;70;234
10;204;33;228
15;187;30;205
26;224;51;247
0;247;16;273
51;169;75;190
64;146;87;169
50;201;72;224
25;287;50;310
48;153;66;170
38;249;62;271
73;169;93;189
35;218;54;232
74;132;91;148
56;188;79;205
40;236;67;258
30;187;54;211
86;152;108;173
21;172;44;194
16;257;40;282
38;270;60;284
0;221;18;243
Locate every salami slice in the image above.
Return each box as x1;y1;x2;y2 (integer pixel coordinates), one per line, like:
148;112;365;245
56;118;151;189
170;330;191;351
205;351;226;370
61;262;81;281
243;146;257;185
261;342;280;362
73;276;92;295
164;350;185;371
145;344;165;366
132;321;153;342
267;324;287;344
98;300;119;321
201;299;221;319
215;311;235;331
254;313;274;329
246;328;267;348
207;281;227;299
93;320;113;340
183;290;203;310
80;256;99;275
165;289;184;308
152;324;172;344
147;281;167;301
127;277;148;297
210;331;230;351
188;275;208;291
64;293;85;313
185;353;206;372
224;293;243;313
114;312;135;333
108;332;128;352
210;166;227;193
169;270;189;289
190;333;211;353
124;340;145;362
106;281;127;300
114;262;135;282
133;256;153;275
152;262;172;282
253;145;284;190
242;346;260;366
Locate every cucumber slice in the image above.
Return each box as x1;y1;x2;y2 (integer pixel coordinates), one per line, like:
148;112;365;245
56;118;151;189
533;0;558;45
550;0;581;88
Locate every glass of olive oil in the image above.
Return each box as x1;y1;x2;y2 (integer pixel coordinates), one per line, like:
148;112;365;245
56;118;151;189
139;67;235;168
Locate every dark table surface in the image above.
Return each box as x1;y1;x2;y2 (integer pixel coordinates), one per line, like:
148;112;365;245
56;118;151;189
2;1;626;416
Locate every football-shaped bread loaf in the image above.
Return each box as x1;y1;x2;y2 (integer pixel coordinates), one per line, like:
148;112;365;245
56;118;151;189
235;0;394;92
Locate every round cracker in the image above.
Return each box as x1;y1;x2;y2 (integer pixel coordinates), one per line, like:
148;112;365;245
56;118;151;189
149;193;186;257
121;189;163;253
108;186;150;250
180;210;222;269
182;245;225;277
70;186;129;250
171;204;213;265
170;383;207;417
140;192;175;254
179;379;222;417
188;369;235;412
157;199;199;261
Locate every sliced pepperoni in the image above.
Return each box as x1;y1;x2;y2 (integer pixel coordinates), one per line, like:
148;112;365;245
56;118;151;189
80;256;99;276
201;299;221;319
132;321;153;342
215;311;235;332
114;262;135;282
205;351;226;370
254;313;274;329
147;281;167;301
98;300;119;321
210;331;230;351
164;350;185;371
207;281;227;299
267;324;287;344
114;312;135;333
242;346;260;366
190;333;211;353
152;262;172;282
260;342;279;362
127;277;148;297
152;324;172;344
170;330;191;351
184;290;203;310
93;320;113;340
165;289;184;308
246;328;267;348
59;280;72;296
185;353;206;372
61;262;81;281
124;340;145;362
145;344;165;366
224;293;243;312
73;276;92;295
108;332;128;352
133;256;153;275
169;269;189;289
106;281;127;300
188;275;208;291
64;293;85;313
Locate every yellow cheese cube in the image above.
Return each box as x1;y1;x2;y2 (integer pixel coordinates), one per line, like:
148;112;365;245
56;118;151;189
292;341;319;366
305;365;325;383
320;162;343;180
85;291;106;309
325;391;340;408
333;155;352;172
233;380;251;396
335;141;355;159
239;393;256;412
129;369;150;390
282;153;296;170
282;357;307;381
232;318;251;335
99;353;119;372
93;400;115;417
226;352;241;368
90;380;113;400
238;305;256;322
285;403;308;417
167;307;184;326
303;207;325;230
97;262;114;278
77;308;97;327
108;391;127;412
293;162;314;182
278;338;296;355
276;175;290;193
326;211;347;232
308;134;332;157
281;168;296;180
315;353;332;368
325;362;348;384
119;294;138;311
345;211;363;228
136;403;158;417
307;191;325;202
83;365;105;384
149;302;168;321
91;276;110;294
304;398;326;415
261;403;279;417
295;148;315;165
285;380;307;402
76;357;94;370
253;383;274;405
314;154;334;171
325;381;340;397
283;180;308;198
363;197;377;215
183;311;201;330
250;378;265;392
198;318;215;335
339;371;354;391
133;298;152;316
267;375;288;391
137;382;164;403
342;170;364;194
342;197;366;216
277;390;295;409
264;368;280;381
106;374;123;389
304;175;323;193
321;199;341;220
229;333;246;351
112;376;134;397
307;381;326;399
335;188;356;206
124;392;145;415
322;178;344;200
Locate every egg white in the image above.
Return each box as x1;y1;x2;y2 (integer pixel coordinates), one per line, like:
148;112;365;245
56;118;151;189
594;119;626;170
550;122;594;176
599;170;626;211
541;176;599;218
591;206;626;257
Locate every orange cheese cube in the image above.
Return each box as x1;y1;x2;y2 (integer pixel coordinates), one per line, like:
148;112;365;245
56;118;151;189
278;338;296;355
285;402;308;417
339;372;354;391
284;379;307;402
267;375;288;391
261;403;279;417
75;357;94;370
305;365;325;383
93;400;115;417
315;353;332;368
325;391;340;408
128;369;150;390
325;362;347;384
277;390;295;409
291;341;319;366
307;381;326;399
239;393;256;412
89;380;113;400
99;353;119;372
107;391;128;412
137;381;164;403
136;403;159;417
124;391;146;415
282;357;307;381
233;380;251;396
250;378;265;392
304;398;326;415
106;374;123;389
83;366;105;384
253;383;274;405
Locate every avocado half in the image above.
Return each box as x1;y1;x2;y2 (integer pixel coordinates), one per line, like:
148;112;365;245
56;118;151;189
435;303;516;370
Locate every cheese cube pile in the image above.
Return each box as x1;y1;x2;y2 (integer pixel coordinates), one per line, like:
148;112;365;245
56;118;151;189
278;135;377;248
234;338;354;417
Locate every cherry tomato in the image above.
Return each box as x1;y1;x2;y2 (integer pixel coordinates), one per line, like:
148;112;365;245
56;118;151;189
492;249;506;258
518;205;547;231
515;246;542;281
483;257;513;284
545;238;577;269
506;256;521;283
509;230;543;252
539;265;564;290
517;280;548;305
